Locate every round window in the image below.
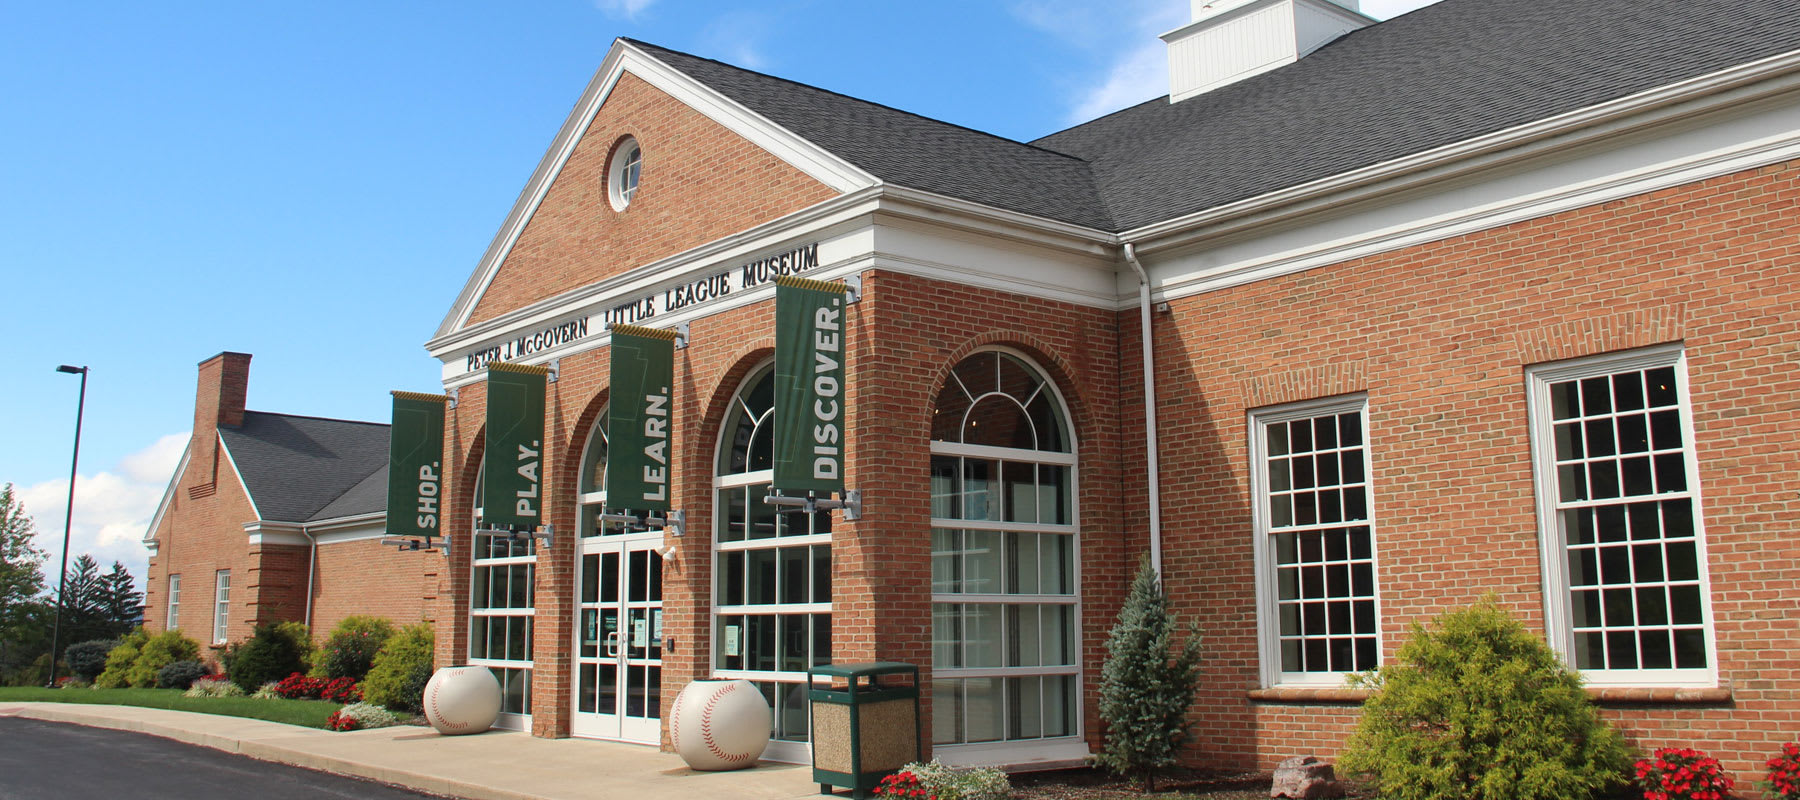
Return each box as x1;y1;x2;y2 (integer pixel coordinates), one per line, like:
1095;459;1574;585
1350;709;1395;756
607;137;641;212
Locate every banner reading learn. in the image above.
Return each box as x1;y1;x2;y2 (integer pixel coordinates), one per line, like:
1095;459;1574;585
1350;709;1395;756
773;274;850;495
484;361;549;529
606;324;677;514
385;391;447;539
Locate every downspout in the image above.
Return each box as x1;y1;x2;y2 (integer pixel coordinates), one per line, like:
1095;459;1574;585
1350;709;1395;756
1122;243;1163;579
302;525;318;630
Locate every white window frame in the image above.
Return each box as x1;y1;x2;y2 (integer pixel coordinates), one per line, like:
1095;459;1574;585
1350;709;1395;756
1248;394;1382;689
165;573;181;632
928;346;1086;767
211;570;230;644
607;137;641;212
468;468;537;728
1526;343;1719;688
710;362;835;764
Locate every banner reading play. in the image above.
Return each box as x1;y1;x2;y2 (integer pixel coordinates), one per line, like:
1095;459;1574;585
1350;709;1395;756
773;274;850;495
385;391;448;539
606;324;678;514
484;361;549;529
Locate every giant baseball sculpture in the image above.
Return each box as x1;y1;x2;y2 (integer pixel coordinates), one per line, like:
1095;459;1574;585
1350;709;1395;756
669;679;771;770
423;666;503;736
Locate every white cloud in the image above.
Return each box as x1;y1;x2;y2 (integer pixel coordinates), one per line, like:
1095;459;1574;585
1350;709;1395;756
1067;40;1169;123
1009;0;1187;125
16;431;187;591
698;12;771;70
593;0;657;21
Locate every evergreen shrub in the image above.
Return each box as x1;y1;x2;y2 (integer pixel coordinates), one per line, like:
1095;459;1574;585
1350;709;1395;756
1339;599;1631;800
157;659;212;690
94;629;149;689
1092;555;1202;791
64;639;117;681
311;616;393;680
228;623;309;690
124;630;201;688
361;623;434;713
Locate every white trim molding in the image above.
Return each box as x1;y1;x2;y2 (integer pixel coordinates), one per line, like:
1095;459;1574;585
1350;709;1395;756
142;441;192;551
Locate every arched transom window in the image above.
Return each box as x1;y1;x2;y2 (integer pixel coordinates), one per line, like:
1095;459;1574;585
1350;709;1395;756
929;349;1080;758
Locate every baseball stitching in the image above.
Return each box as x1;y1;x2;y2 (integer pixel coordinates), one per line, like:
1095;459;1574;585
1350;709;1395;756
699;683;755;763
428;672;472;730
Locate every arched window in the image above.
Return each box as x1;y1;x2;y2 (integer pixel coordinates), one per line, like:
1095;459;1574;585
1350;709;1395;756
713;363;833;759
929;349;1080;757
467;465;535;726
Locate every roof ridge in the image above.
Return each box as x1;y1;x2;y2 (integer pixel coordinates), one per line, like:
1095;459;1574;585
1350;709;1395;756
622;38;1093;165
241;409;389;428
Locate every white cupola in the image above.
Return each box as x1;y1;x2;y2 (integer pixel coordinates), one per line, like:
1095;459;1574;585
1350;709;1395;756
1162;0;1372;102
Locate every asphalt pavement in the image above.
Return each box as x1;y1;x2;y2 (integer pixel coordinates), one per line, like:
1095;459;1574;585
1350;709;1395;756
0;717;448;800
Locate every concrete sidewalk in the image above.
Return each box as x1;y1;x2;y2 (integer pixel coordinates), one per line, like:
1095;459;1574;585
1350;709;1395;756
0;702;822;800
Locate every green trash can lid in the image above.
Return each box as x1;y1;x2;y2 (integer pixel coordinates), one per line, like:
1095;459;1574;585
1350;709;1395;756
809;661;917;678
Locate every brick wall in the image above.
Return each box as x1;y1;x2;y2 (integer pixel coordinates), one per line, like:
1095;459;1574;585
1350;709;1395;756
310;538;438;637
464;71;839;326
1143;159;1800;783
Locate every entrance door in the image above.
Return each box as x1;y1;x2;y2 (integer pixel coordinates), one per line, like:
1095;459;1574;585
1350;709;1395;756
572;533;665;742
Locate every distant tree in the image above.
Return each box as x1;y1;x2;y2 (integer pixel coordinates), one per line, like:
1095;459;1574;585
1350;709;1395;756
0;485;51;681
60;554;110;643
101;562;142;634
1092;554;1203;792
0;484;48;632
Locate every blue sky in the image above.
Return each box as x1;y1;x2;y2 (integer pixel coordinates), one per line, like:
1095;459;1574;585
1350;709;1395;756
1;0;1440;585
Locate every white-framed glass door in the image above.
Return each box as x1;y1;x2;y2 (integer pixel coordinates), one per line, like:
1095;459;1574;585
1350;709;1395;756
573;530;665;741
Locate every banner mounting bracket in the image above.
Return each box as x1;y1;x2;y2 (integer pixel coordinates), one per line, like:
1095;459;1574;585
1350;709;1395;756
597;509;685;537
843;274;862;304
762;490;862;521
446;387;458;410
381;537;449;555
676;322;689;349
546;359;560;383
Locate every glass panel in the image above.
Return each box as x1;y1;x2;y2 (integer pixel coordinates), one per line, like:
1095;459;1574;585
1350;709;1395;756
964;530;1001;594
964;605;1003;668
932;680;963;745
930;456;960;519
933;603;962;668
964;677;1001;743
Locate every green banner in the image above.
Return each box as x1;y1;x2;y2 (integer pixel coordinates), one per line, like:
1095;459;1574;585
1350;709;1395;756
773;275;849;495
385;392;448;539
484;362;548;529
606;324;677;514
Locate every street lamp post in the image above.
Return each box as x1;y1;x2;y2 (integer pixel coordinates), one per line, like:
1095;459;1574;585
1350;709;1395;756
46;364;88;688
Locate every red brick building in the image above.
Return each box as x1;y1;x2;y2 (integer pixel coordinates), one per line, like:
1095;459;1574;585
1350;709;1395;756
143;353;436;649
147;0;1800;785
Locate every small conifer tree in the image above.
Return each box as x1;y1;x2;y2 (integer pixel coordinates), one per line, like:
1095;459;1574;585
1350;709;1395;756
1094;554;1202;791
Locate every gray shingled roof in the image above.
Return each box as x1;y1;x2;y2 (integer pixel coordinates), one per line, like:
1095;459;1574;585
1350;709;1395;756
625;40;1116;230
218;411;389;523
635;0;1800;233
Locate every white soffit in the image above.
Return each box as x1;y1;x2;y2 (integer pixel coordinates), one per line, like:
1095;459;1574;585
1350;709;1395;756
436;41;881;339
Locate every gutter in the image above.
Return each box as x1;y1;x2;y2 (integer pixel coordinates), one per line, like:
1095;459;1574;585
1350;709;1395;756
1122;243;1163;579
302;525;318;629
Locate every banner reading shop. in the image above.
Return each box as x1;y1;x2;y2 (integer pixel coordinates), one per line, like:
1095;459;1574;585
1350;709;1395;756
606;324;678;514
772;274;850;495
385;391;448;539
484;361;549;529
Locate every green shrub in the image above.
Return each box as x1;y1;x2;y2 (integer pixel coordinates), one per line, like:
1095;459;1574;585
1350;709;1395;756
1339;599;1631;800
64;639;118;681
94;629;149;689
250;681;281;700
157;659;212;690
311;616;393;680
228;624;309;690
123;630;201;688
272;621;313;671
1092;555;1202;791
361;623;433;713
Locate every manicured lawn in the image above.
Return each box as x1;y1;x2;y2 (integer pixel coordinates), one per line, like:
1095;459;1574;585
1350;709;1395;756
0;687;341;729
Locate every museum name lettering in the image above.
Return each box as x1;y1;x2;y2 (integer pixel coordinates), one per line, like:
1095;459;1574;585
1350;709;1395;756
465;242;822;372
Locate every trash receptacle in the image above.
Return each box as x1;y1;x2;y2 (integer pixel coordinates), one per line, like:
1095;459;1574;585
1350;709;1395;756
808;662;921;798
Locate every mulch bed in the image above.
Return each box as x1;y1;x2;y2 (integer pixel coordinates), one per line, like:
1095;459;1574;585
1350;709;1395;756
1009;766;1375;800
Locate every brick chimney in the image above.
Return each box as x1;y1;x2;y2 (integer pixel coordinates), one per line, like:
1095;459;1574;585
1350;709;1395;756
1163;0;1371;102
191;352;252;495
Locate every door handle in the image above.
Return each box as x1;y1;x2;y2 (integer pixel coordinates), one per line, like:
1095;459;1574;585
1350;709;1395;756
605;631;620;657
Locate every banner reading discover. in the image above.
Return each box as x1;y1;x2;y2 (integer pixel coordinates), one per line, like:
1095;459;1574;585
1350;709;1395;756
772;274;850;496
